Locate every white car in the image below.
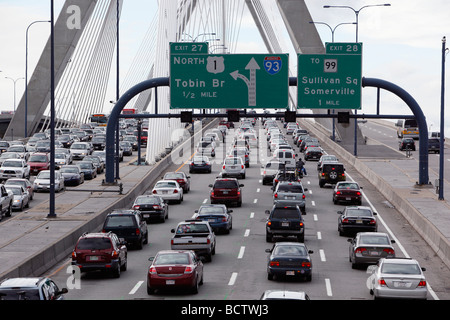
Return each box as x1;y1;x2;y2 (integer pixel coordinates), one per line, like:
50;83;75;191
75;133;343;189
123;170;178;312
0;159;30;180
55;153;70;169
221;156;246;179
6;145;30;161
70;142;92;160
151;180;183;203
6;185;30;211
33;170;65;193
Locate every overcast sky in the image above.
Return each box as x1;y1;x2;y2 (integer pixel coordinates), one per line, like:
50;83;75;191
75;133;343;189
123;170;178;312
0;0;448;136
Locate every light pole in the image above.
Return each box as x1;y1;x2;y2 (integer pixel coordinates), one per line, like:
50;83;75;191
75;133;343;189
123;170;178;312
26;20;51;138
439;36;447;200
4;77;24;113
309;21;356;43
323;4;391;42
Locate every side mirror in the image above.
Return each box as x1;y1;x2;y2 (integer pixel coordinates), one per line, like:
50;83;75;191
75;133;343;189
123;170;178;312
265;210;270;215
265;248;272;253
337;211;343;215
170;229;175;233
239;184;244;187
303;188;308;192
347;238;353;243
148;257;155;262
208;184;213;188
308;250;314;254
373;212;378;215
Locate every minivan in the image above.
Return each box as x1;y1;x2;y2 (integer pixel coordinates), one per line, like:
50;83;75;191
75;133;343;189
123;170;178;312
273;149;296;169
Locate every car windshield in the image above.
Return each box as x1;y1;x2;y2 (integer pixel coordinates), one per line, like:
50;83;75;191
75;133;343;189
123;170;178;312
214;180;238;188
72;144;87;149
36;172;51;179
164;173;183;179
337;183;359;190
360;235;390;245
154;253;189;265
176;223;209;234
29;155;47;162
78;163;91;169
381;262;421;275
155;181;177;188
265;162;285;170
345;208;373;217
277;183;304;193
55;154;65;159
322;164;344;173
2;161;22;167
193;157;208;163
135;197;160;205
6;187;22;195
7;146;24;152
199;142;211;148
198;206;225;214
272;208;300;219
76;238;111;250
274;245;307;256
225;158;242;165
105;215;135;227
61;167;79;173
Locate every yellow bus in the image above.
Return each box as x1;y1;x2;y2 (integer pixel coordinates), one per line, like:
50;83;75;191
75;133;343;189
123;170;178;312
90;113;109;127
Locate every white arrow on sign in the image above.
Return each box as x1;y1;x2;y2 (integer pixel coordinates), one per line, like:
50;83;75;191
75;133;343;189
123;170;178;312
230;57;260;106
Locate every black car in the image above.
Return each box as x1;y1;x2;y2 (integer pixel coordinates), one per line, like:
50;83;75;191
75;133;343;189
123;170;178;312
337;206;378;236
119;141;133;156
83;155;104;174
265;203;305;242
189;155;212;173
399;138;416;151
132;195;168;223
193;204;233;234
56;135;74;148
266;242;313;281
102;209;148;249
77;161;97;179
304;147;324;161
428;138;440;154
318;162;346;188
91;136;106;150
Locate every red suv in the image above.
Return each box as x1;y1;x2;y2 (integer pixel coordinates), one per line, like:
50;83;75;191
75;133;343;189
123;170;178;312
27;152;50;175
71;232;127;278
209;178;244;207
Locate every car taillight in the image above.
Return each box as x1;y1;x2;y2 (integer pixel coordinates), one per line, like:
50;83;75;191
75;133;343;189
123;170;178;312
152;190;157;194
184;266;194;274
274;193;278;198
71;251;77;259
322;173;325;176
111;250;119;258
356;192;361;196
269;261;279;267
263;170;266;174
173;189;178;193
241;165;244;169
355;248;367;254
383;248;395;255
336;191;342;195
133;205;140;210
299;222;304;227
378;279;387;286
301;261;311;268
206;238;211;244
267;220;272;226
342;218;349;223
136;228;140;235
211;191;214;196
418;280;427;287
222;217;227;222
223;165;226;169
369;219;376;225
302;194;305;199
149;266;157;274
153;205;161;210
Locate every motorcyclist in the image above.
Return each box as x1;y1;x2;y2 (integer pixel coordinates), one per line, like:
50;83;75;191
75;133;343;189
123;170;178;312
296;158;307;177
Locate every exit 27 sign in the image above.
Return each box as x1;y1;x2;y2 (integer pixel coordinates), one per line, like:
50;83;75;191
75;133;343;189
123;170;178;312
170;54;289;109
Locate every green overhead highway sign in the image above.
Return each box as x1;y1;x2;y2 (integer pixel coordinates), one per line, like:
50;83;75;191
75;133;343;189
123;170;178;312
325;42;362;55
170;53;289;109
170;42;209;54
297;52;362;110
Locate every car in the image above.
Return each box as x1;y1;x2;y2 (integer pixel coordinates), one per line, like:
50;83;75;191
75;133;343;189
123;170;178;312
54;152;70;169
132;194;168;222
193;204;233;234
77;161;97;180
221;156;246;179
27;152;50;175
399;137;416;151
266;242;313;281
318;162;346;188
189;155;211;173
91;136;106;150
4;178;34;200
265;203;305;242
0;277;68;300
229;147;250;167
273;149;296;169
260;290;310;300
56;134;74;148
55;148;73;164
102;209;148;249
428;138;440;153
33;170;65;193
272;170;301;188
123;135;138;150
304;146;324;161
367;258;427;300
333;181;363;205
348;232;396;269
163;171;190;193
209;178;244;207
317;154;339;170
0;159;30;180
337;206;378;236
6;145;29;161
70;142;92;160
35;140;51;153
272;181;308;214
119;141;133;156
196;141;215;157
71;232;127;278
147;250;204;294
152;180;183;203
286;123;297;134
300;137;319;152
6;185;30;211
60;165;85;186
261;160;285;185
84;155;105;173
0;152;21;166
0;141;11;153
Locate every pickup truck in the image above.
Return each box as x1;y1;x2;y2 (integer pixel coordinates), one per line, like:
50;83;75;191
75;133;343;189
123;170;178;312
0;184;13;221
170;220;216;262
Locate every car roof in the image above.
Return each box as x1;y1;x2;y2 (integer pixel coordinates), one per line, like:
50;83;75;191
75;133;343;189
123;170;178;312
109;209;138;215
0;277;45;288
262;290;308;300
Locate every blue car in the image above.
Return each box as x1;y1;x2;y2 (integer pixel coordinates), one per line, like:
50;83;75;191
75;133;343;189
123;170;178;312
193;204;232;234
266;242;313;281
189;155;212;173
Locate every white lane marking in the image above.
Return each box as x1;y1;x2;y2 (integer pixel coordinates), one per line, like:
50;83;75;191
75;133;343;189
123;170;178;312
129;281;144;295
203;198;208;204
238;246;245;259
314;214;318;221
228;272;238;285
250;212;255;218
253;198;258;203
317;231;322;240
325;278;333;296
311;200;316;206
244;229;250;237
319;249;326;262
256;188;260;193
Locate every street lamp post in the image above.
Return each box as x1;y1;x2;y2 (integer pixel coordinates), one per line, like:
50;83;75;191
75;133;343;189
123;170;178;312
323;4;391;42
439;36;447;200
4;77;25;113
26;20;51;138
309;21;356;43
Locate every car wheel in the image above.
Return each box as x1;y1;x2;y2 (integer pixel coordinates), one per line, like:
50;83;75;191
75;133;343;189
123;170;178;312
147;285;155;295
5;204;12;217
267;273;273;280
191;276;199;294
112;264;121;278
120;257;127;271
266;232;273;242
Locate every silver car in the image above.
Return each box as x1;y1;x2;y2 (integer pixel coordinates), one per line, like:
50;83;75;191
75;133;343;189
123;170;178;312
33;170;65;193
6;185;30;211
261;160;285;185
368;258;428;300
348;232;395;269
272;181;308;214
221;156;246;179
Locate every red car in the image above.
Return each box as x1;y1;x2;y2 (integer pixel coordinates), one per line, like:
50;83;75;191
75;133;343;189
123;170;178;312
209;178;244;207
333;181;363;205
27;152;50;175
147;250;204;294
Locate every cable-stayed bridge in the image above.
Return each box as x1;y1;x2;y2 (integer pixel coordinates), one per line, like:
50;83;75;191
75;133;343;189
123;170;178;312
4;0;361;164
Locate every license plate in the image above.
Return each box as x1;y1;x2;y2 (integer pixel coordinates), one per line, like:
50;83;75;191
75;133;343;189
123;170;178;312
346;197;352;201
208;219;215;222
286;271;295;276
143;214;149;218
370;251;380;256
162;190;168;194
166;280;175;285
287;196;296;200
230;166;236;169
223;191;228;194
394;281;408;288
282;222;289;227
88;256;99;261
356;219;363;224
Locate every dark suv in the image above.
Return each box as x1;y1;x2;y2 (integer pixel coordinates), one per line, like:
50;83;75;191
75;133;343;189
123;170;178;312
71;232;127;278
265;203;305;242
399;138;416;151
209;178;244;207
102;209;148;249
318;162;346;188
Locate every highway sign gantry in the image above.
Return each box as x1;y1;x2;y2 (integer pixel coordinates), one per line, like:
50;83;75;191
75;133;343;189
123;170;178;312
170;53;289;109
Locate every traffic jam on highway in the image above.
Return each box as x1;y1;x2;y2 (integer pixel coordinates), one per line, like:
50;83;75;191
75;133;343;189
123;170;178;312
0;116;438;301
